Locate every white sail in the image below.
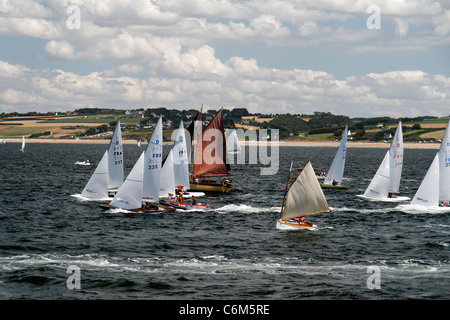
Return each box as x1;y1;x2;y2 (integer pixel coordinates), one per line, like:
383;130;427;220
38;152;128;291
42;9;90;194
438;120;450;202
360;122;405;200
388;121;404;193
324;126;348;185
190;117;202;164
226;129;242;154
172;121;190;188
159;149;175;198
403;120;450;209
363;151;390;199
20;136;25;151
142;117;163;202
107;121;124;192
80;150;109;200
281;161;330;219
110;151;145;210
411;153;439;207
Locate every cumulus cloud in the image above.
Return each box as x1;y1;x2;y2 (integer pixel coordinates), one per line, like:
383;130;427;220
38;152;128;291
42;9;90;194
1;59;449;117
0;1;449;117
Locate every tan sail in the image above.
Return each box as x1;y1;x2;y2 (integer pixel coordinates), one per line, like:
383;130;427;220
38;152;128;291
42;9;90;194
192;108;231;177
281;161;331;219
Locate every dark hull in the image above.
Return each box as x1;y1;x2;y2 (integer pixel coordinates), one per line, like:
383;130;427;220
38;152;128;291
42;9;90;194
159;199;208;210
98;204;175;213
189;178;232;193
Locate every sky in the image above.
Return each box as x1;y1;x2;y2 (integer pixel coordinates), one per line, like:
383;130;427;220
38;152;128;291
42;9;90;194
0;0;449;118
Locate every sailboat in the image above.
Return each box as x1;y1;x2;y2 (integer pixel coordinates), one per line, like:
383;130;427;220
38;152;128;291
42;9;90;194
320;125;349;189
20;136;25;152
189;108;232;193
78;150;109;200
356;121;410;202
159;121;208;210
99;117;174;213
72;121;124;201
397;119;450;212
277;161;332;231
226;129;242;154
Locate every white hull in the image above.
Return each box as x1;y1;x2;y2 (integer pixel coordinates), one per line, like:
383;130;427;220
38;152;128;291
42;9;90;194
276;219;318;231
71;194;112;201
396;203;450;214
356;194;410;202
75;161;91;166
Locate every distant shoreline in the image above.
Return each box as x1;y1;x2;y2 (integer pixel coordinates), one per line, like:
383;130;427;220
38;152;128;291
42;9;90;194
1;138;441;149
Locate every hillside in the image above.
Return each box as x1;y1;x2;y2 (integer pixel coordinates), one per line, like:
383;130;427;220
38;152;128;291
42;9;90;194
0;108;448;143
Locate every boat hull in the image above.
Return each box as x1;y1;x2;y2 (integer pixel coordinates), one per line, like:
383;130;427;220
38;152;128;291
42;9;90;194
71;194;111;201
189;180;232;193
276;219;318;231
396;203;450;213
159;199;208;210
356;194;411;202
320;184;349;190
98;203;175;213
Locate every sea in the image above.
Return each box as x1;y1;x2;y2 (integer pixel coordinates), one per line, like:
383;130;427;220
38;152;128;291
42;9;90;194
0;142;449;307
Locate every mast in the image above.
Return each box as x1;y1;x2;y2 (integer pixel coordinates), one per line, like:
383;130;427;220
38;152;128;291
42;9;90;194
187;105;203;165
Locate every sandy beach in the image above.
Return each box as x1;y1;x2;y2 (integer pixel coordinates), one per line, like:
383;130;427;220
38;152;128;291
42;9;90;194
1;138;441;149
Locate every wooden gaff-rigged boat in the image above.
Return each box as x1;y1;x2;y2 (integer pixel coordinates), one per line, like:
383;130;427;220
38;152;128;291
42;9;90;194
189;108;232;193
277;161;331;231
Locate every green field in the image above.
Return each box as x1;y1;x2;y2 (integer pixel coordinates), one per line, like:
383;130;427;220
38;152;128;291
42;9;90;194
40;115;145;124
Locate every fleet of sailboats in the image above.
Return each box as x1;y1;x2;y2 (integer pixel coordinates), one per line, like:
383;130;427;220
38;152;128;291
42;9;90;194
98;117;175;212
320;125;349;189
98;117;208;213
356;121;410;202
62;113;449;229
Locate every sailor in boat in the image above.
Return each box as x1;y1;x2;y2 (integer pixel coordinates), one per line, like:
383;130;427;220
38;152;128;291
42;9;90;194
388;192;397;198
192;196;197;205
142;201;158;210
292;217;312;227
293;217;305;224
176;193;184;204
332;179;338;186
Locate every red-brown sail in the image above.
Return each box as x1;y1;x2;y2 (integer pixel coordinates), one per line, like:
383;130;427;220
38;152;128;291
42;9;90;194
192;108;231;177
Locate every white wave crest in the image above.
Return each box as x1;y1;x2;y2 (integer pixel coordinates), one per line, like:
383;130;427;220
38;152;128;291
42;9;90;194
214;204;280;214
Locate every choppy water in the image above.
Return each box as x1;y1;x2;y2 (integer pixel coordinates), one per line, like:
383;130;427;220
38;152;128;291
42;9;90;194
0;142;449;301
